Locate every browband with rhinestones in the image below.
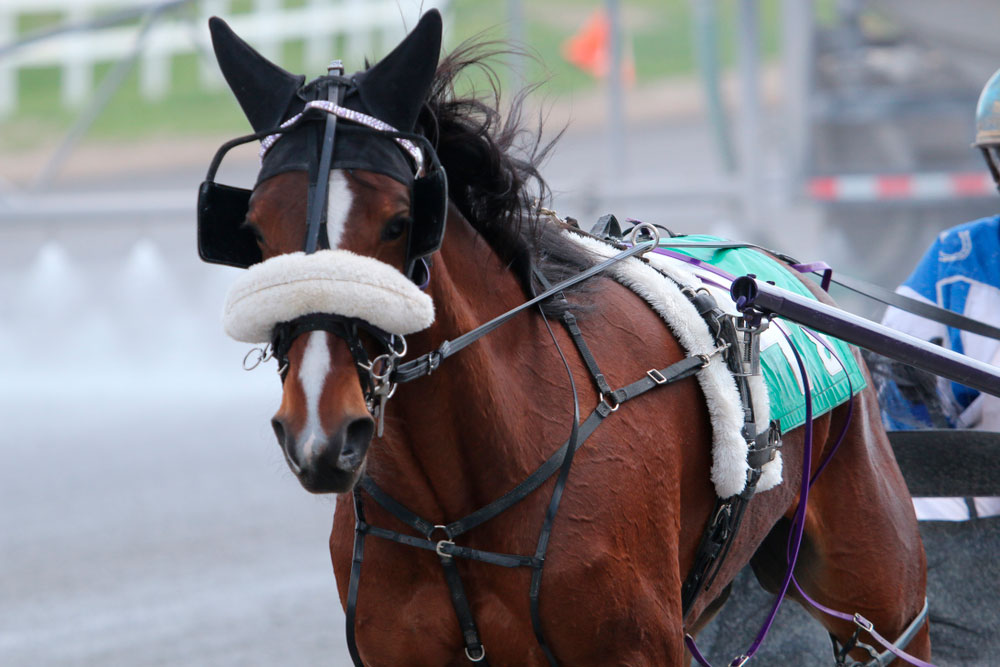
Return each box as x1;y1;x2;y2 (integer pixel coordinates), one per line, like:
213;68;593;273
259;100;425;176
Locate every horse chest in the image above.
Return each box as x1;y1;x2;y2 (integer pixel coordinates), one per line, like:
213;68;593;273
329;496;682;665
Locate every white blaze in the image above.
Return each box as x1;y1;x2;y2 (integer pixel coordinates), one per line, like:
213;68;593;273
299;330;331;463
325;171;353;250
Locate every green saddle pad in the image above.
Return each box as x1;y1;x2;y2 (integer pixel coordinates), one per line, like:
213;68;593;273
663;235;867;432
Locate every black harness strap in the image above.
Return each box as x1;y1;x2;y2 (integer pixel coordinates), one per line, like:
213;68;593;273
346;490;367;667
304;67;344;254
345;346;718;665
330;238;772;664
390;241;657;385
561;311;614;397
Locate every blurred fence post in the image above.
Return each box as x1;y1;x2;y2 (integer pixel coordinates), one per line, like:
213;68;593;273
64;3;93;107
0;0;450;118
140;23;169;100
305;0;327;73
254;0;280;62
781;0;814;201
198;0;226;88
0;10;12;114
737;0;762;234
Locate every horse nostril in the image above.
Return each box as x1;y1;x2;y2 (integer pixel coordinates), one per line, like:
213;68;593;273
271;418;286;446
339;417;375;466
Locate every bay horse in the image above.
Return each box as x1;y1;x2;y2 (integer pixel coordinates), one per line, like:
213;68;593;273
200;11;930;666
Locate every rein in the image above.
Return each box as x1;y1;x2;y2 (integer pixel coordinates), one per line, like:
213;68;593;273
388;237;655;385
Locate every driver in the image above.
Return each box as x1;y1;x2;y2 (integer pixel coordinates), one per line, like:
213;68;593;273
874;66;1000;666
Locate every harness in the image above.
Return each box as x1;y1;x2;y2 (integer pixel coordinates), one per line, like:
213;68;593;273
337;233;769;665
201;70;930;667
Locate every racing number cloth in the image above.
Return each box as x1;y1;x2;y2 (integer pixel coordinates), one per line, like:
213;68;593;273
665;235;867;432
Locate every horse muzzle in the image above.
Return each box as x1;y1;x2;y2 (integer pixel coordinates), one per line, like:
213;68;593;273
272;415;374;493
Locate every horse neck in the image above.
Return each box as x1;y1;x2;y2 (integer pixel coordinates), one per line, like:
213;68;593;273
369;210;566;522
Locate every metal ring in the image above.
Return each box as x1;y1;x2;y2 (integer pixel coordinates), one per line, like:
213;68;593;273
369;354;395;381
600;392;621;412
428;524;450;540
391;334;408;358
243;347;265;371
628;222;661;252
465;645;486;662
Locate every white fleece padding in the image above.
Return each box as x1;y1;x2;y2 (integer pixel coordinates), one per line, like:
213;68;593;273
564;233;782;497
223;250;435;343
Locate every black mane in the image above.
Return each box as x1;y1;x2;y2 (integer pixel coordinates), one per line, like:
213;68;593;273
417;41;594;299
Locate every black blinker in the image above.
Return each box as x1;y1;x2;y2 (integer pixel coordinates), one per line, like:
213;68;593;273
197;181;261;268
405;162;448;280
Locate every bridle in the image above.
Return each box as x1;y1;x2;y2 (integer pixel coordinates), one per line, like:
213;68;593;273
196;66;448;285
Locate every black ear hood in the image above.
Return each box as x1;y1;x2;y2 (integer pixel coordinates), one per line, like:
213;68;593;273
352;10;441;133
208;16;305;133
209;11;443;186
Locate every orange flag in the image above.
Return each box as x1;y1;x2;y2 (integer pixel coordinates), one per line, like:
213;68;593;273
562;10;635;84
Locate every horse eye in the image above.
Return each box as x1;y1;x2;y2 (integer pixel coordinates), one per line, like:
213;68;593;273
242;220;264;244
381;216;410;241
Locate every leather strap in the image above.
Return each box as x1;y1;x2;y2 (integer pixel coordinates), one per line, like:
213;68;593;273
391;241;657;384
439;553;489;664
346;490;368;667
610;355;706;405
304;76;343;253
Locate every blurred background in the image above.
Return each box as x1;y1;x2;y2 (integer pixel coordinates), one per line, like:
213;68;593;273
1;0;997;664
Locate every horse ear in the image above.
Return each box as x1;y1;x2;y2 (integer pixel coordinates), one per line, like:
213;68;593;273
209;16;305;133
356;10;442;131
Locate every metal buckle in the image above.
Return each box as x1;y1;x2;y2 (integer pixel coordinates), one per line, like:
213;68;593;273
435;539;455;558
465;645;486;662
647;368;667;385
853;613;874;633
600;392;620;412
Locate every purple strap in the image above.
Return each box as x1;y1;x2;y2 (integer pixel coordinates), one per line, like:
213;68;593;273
790;261;832;292
686;327;815;667
637;239;928;665
652;247;736;283
791;580;933;667
687;324;930;666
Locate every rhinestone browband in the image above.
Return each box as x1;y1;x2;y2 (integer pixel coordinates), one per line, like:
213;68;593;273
259;100;425;176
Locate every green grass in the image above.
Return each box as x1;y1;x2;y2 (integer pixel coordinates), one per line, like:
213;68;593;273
0;0;796;150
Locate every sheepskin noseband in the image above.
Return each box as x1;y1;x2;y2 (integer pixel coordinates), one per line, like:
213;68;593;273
223;249;435;343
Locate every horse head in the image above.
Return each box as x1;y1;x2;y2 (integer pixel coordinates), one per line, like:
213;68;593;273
201;12;444;493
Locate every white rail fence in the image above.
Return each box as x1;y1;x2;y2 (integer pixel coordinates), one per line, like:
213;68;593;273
0;0;447;116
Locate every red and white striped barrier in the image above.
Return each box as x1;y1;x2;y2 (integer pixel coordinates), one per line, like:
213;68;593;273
808;171;994;202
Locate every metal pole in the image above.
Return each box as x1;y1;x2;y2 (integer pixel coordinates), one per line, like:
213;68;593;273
730;276;1000;397
781;0;814;200
737;0;762;233
605;0;626;178
693;0;735;173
